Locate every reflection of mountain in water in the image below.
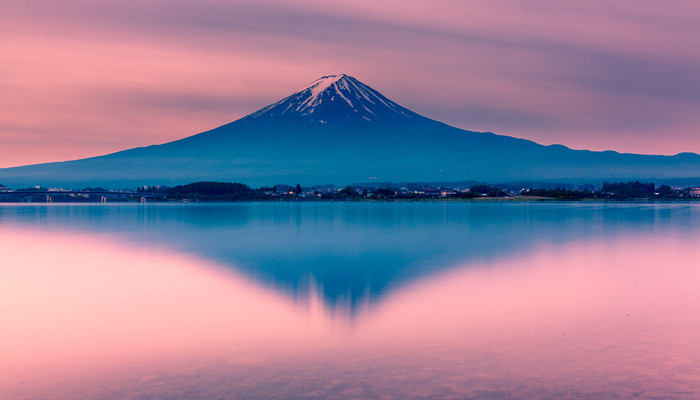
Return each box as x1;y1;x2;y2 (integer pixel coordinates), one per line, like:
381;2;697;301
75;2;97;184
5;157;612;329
2;203;698;315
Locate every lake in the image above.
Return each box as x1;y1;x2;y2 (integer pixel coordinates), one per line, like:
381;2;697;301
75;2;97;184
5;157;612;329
1;202;698;399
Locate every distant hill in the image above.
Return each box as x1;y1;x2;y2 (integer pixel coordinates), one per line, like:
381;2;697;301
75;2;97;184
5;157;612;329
1;74;699;188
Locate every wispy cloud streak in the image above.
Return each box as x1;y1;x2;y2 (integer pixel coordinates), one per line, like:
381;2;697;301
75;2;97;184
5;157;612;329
1;0;698;167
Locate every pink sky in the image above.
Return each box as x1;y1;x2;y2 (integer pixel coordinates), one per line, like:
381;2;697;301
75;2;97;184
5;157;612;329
1;0;699;168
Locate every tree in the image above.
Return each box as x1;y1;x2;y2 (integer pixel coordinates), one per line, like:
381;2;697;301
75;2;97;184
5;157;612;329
167;181;253;200
340;185;356;197
657;185;675;197
469;185;490;195
375;188;394;197
602;181;655;198
470;184;505;197
295;183;302;195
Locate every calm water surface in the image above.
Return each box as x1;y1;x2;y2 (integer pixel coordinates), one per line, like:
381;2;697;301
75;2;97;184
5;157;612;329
1;202;698;399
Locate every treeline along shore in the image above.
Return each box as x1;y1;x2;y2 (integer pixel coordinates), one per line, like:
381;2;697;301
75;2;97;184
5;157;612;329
2;180;700;203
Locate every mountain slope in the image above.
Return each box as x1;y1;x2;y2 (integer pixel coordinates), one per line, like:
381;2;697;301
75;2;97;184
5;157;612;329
244;74;421;125
1;74;699;188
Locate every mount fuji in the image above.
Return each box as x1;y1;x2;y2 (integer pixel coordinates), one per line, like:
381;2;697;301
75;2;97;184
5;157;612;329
1;74;699;188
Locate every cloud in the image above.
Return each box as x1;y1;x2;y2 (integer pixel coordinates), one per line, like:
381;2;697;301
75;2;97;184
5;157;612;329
1;0;699;167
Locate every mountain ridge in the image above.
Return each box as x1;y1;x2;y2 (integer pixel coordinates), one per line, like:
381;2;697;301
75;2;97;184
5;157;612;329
1;74;699;188
243;74;421;125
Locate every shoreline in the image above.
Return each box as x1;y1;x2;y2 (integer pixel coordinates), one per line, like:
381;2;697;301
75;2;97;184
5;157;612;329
2;197;699;205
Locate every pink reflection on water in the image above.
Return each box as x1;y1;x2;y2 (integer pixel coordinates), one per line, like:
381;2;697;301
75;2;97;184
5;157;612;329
0;227;331;386
1;224;699;399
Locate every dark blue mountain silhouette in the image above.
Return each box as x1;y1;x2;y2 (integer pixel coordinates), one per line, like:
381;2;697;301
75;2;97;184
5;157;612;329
1;74;699;187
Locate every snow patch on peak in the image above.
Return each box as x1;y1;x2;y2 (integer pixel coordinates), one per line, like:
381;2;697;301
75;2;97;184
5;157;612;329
245;74;418;123
298;74;356;111
303;75;345;99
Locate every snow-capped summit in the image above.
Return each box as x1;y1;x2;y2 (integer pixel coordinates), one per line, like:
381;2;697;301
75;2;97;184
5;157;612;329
3;73;700;189
245;74;419;124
